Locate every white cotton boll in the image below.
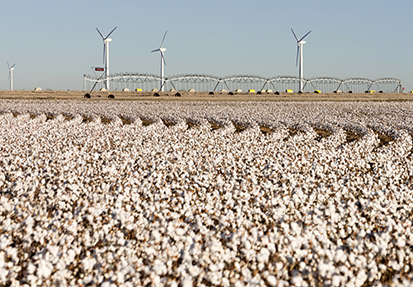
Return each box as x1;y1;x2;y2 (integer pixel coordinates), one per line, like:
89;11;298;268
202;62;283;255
152;259;167;275
265;274;277;286
349;253;355;265
151;230;161;242
37;259;53;278
47;245;59;258
180;277;192;287
26;262;36;274
82;257;95;272
267;242;276;253
209;264;220;272
291;275;305;287
278;279;289;287
207;271;222;285
67;248;76;261
244;240;251;250
188;265;201;277
0;266;8;284
256;248;270;264
355;269;367;286
221;277;230;287
396;237;406;248
175;228;185;237
331;275;341;287
334;249;346;263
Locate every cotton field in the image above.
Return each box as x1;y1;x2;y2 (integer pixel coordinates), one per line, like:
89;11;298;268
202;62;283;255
0;100;412;287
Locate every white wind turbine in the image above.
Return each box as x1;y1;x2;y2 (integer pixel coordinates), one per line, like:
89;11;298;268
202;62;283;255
151;31;168;91
96;26;117;91
7;62;17;90
291;28;311;92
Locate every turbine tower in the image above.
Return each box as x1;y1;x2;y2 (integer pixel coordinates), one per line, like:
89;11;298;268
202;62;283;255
151;31;168;91
96;27;117;90
7;62;16;90
291;28;311;92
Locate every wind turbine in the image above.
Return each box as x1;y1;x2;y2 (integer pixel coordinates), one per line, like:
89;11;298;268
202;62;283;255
151;31;168;92
96;26;117;90
291;28;311;92
7;62;16;90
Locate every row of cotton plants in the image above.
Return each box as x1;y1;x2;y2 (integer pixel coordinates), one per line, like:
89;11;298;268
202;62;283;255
0;100;412;287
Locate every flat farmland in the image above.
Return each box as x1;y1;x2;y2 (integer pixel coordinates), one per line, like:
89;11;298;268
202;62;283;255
1;89;413;102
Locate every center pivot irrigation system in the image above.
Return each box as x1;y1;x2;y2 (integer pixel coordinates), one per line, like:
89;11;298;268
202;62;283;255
84;28;403;94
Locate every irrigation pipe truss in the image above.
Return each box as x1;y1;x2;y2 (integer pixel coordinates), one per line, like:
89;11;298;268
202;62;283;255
83;74;403;93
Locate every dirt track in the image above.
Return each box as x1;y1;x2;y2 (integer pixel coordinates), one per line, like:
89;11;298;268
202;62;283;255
0;90;412;102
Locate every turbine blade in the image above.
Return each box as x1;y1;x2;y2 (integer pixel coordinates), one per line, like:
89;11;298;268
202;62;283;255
10;63;16;69
103;45;106;64
299;30;312;42
160;30;168;48
105;26;117;39
151;49;160;53
291;28;298;41
96;28;104;39
296;45;299;67
7;61;10;69
161;52;166;66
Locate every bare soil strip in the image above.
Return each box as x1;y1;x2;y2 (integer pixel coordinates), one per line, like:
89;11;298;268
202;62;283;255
140;118;154;127
186;120;199;129
372;130;394;148
45;114;55;121
1;90;413;102
119;116;133;125
209;120;222;131
259;125;274;135
288;128;300;138
100;117;112;125
313;127;333;141
62;114;74;121
345;130;362;143
81;115;92;123
232;122;248;133
162;119;176;128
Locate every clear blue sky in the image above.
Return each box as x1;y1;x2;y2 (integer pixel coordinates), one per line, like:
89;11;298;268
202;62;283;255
1;0;412;91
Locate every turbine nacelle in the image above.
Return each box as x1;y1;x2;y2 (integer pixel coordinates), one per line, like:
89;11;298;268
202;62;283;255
7;62;16;71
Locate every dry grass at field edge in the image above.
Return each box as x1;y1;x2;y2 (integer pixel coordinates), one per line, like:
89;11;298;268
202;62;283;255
1;90;413;102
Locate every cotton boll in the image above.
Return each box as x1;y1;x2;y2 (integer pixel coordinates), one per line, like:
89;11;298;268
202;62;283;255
37;259;53;278
256;248;270;264
180;277;192;287
152;259;167;275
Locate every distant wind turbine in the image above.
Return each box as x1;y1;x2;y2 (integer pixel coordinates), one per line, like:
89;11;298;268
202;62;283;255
291;28;311;92
151;31;168;91
96;26;117;90
7;62;16;90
